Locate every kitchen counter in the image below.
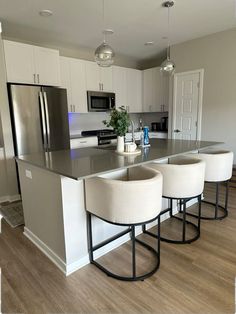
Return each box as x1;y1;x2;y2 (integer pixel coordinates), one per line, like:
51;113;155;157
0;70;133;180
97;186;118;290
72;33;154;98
16;138;222;276
16;139;221;181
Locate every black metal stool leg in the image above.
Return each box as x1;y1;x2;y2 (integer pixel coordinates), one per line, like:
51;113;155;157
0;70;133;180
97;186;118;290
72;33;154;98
225;181;229;212
215;182;219;219
198;195;201;233
87;212;94;262
131;226;136;279
182;200;186;242
170;199;173;217
157;215;161;254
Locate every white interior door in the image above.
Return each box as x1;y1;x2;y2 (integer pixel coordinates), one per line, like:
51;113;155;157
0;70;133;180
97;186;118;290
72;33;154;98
172;71;203;140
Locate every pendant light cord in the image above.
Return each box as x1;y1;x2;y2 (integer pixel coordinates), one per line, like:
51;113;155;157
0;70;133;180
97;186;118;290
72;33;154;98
167;4;170;60
103;0;106;43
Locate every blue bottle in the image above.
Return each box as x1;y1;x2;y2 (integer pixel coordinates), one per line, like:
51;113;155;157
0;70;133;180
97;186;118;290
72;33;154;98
143;126;150;146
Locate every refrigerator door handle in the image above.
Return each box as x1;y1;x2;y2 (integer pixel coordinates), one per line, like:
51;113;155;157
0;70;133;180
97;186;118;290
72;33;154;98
43;92;51;150
39;91;48;150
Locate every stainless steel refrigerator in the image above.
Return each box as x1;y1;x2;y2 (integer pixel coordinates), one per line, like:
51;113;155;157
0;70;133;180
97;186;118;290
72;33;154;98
8;84;70;156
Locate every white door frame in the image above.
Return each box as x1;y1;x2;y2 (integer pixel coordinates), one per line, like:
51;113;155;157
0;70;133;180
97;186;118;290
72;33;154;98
171;69;204;141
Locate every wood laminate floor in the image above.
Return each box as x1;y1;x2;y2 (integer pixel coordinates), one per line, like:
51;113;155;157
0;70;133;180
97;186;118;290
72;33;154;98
0;184;236;314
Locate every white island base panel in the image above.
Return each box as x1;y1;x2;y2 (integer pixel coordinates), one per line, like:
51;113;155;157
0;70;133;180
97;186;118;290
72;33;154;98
18;162;192;276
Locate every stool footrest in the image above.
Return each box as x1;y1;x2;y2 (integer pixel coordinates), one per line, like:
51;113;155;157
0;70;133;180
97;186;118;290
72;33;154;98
93;228;131;251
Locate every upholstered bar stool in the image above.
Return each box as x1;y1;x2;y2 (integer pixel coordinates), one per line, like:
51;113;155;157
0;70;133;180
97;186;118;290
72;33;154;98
188;150;234;220
144;157;205;244
85;166;163;281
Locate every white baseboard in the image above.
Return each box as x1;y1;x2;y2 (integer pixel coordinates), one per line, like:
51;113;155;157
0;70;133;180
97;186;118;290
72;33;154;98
23;201;195;276
0;194;21;203
24;227;67;274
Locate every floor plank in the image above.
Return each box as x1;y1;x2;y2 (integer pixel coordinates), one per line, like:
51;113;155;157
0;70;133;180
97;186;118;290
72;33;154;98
0;185;236;314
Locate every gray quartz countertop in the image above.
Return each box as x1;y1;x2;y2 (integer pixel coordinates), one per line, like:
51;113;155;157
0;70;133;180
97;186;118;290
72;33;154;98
16;139;221;181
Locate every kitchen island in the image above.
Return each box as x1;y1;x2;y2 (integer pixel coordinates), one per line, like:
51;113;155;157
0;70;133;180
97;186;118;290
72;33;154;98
16;139;221;275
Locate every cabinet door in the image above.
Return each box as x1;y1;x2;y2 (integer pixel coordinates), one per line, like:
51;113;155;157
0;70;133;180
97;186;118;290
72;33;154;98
60;57;73;112
34;46;60;86
112;66;127;108
4;40;35;84
100;67;113;92
85;61;100;91
152;67;162;112
70;59;87;113
142;68;153;112
127;68;142;113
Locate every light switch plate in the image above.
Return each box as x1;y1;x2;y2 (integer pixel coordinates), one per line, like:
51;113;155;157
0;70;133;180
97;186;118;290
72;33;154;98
25;169;32;179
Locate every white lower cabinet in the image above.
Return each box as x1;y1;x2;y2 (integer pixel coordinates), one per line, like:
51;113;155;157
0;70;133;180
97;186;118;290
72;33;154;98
149;132;168;139
60;57;87;113
70;137;98;149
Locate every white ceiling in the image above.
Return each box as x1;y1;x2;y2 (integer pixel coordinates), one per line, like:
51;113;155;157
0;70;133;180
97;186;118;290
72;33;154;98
0;0;236;61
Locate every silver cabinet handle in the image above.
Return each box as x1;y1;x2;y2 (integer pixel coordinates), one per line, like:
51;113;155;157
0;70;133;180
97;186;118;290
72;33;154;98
174;129;181;133
79;141;87;144
33;74;36;84
70;105;73;112
37;74;40;84
102;83;104;91
39;91;47;150
74;105;76;112
43;92;51;150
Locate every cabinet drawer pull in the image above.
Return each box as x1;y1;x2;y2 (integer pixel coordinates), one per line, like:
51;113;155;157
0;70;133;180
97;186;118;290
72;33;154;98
33;74;36;84
37;74;40;84
79;141;87;144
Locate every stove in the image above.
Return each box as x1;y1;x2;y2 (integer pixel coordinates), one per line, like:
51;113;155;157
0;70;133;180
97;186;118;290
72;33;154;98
81;129;117;146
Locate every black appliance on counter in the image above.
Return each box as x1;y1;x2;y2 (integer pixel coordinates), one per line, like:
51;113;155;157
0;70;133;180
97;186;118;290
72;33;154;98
151;117;168;132
81;129;117;146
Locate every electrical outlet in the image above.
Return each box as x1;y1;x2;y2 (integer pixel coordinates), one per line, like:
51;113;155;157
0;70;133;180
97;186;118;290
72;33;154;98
25;169;32;179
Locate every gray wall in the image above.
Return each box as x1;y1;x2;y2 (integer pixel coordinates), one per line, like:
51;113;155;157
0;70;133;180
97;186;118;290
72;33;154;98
171;27;236;163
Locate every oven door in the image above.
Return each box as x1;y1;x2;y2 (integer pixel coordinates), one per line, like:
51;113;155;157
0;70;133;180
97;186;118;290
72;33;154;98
87;91;115;112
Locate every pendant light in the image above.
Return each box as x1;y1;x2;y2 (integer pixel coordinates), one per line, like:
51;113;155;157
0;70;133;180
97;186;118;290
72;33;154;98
160;1;175;76
95;0;115;67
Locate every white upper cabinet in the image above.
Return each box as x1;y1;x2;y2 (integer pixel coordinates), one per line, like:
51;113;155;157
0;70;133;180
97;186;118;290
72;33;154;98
112;66;127;108
126;68;142;113
3;40;60;86
85;61;113;92
143;66;169;112
112;66;142;113
70;59;87;113
34;46;60;86
4;40;35;84
60;57;87;113
100;67;113;92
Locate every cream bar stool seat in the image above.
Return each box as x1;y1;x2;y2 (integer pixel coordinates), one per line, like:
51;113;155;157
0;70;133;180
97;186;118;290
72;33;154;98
188;150;234;220
144;157;205;244
85;166;163;281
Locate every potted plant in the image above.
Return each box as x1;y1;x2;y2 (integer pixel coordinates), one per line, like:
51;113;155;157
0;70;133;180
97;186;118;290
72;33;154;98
103;106;130;153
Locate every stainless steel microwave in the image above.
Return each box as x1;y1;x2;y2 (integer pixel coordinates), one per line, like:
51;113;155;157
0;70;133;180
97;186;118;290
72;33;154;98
87;91;115;112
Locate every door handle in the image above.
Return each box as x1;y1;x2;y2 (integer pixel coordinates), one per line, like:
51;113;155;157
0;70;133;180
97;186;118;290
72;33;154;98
43;92;51;150
39;92;48;150
173;129;181;133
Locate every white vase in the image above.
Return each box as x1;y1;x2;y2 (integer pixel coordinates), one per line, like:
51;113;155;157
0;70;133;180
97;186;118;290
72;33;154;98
117;136;124;153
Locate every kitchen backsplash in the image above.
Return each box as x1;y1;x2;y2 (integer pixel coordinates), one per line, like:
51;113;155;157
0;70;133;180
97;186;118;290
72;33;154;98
69;111;168;136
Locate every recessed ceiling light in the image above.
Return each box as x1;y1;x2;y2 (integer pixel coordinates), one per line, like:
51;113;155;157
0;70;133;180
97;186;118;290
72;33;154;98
39;9;53;17
103;29;114;35
144;41;154;46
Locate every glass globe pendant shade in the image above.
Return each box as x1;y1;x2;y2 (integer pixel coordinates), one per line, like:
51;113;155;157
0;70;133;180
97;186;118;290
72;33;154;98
95;41;115;67
160;58;175;76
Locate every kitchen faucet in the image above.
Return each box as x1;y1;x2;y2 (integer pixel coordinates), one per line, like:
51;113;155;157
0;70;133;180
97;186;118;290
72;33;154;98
130;120;135;143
